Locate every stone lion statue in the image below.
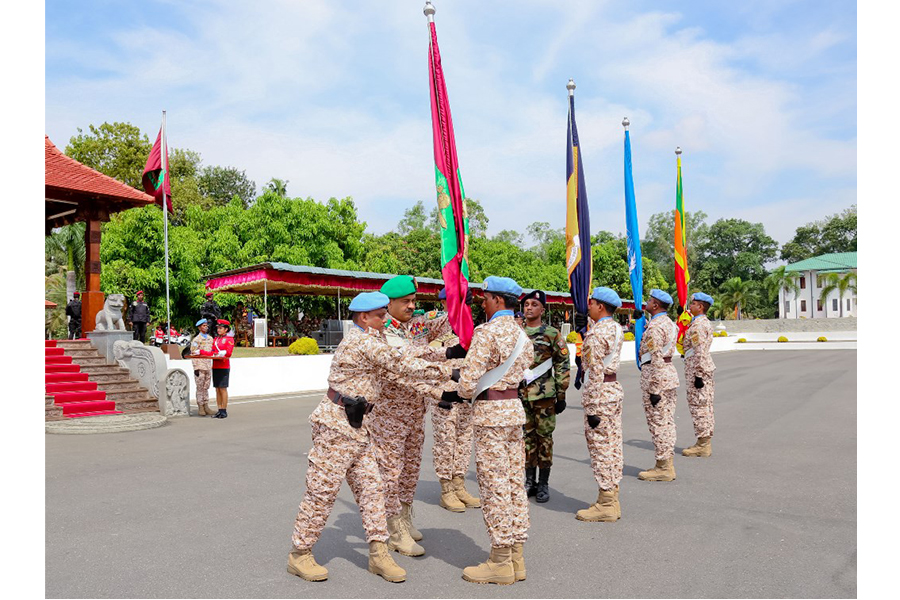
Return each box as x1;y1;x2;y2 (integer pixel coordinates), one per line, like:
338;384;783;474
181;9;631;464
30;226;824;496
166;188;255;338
95;294;126;331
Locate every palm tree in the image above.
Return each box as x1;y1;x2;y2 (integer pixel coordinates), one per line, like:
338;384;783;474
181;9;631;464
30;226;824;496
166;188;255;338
765;266;800;318
45;223;86;302
819;271;857;317
719;277;758;320
46;267;68;339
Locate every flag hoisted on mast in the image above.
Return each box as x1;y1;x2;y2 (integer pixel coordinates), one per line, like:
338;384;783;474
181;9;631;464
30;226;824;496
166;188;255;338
424;1;474;349
673;146;692;353
142;112;173;337
565;79;592;328
623;117;646;369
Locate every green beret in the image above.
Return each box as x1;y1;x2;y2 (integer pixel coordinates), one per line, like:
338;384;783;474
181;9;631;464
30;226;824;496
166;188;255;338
380;275;417;299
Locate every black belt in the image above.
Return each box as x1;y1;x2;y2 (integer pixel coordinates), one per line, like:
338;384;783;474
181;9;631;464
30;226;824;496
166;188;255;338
603;374;617;382
327;388;374;414
476;389;519;401
641;356;672;366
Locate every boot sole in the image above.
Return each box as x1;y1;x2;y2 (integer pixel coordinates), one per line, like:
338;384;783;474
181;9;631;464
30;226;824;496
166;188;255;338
462;574;515;585
460;501;481;508
369;567;405;583
388;545;425;557
440;502;466;513
682;452;711;457
637;476;675;481
287;565;328;582
575;514;620;522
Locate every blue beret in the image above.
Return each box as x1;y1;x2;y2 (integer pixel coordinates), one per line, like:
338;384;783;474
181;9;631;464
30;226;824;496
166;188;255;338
349;292;390;312
438;288;447;300
591;287;622;308
483;276;523;297
650;289;673;306
692;292;714;305
195;318;208;326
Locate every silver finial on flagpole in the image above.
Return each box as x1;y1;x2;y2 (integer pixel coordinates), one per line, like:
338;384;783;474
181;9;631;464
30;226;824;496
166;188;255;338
566;78;576;96
424;1;435;21
675;146;682;156
622;117;630;130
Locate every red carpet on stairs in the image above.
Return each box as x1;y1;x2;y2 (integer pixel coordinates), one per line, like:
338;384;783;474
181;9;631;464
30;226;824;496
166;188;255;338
45;340;122;419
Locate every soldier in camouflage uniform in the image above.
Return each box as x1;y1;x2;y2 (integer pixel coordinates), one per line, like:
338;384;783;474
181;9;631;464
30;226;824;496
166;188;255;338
518;290;570;503
637;289;681;482
287;292;453;583
681;292;716;457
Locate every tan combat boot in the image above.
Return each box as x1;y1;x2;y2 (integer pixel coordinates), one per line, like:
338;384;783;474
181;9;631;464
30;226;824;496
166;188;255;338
452;475;481;508
511;542;526;581
462;546;515;585
387;515;424;557
575;487;620;522
638;458;676;481
400;502;423;542
198;403;212;416
368;540;406;583
287;549;328;581
439;478;466;512
682;436;712;457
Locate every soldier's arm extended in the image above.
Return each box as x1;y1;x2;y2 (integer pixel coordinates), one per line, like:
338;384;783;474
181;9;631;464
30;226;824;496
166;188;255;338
581;332;608;416
456;327;492;400
423;311;455;344
366;336;451;388
551;329;571;402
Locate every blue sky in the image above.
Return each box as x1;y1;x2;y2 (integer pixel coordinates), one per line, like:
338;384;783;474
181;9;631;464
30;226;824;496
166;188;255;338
45;0;856;245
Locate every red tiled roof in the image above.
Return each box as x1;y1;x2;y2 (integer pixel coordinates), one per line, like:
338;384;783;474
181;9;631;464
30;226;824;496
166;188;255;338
45;136;155;204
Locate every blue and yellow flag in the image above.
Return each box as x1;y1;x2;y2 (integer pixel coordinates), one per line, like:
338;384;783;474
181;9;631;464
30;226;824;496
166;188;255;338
624;122;645;369
565;85;592;327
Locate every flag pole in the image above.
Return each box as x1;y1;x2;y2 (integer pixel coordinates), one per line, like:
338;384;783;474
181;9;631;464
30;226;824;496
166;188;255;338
161;110;171;339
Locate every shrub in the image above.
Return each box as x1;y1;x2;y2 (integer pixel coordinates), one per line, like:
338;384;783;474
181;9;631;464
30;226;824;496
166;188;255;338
714;331;728;337
289;337;320;355
817;336;827;342
566;332;579;344
624;332;635;341
737;338;747;343
777;336;788;343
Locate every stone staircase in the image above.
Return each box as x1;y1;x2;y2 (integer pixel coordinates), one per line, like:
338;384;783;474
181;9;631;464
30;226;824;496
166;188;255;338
46;340;160;420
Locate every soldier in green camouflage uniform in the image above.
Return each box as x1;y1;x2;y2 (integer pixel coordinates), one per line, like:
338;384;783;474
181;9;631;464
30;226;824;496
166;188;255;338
518;290;570;503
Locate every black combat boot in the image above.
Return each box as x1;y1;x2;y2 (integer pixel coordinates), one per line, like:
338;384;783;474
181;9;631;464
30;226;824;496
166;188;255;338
535;467;550;503
525;467;537;497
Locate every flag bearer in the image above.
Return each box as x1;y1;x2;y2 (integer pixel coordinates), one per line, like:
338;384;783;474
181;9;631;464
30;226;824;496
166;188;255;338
446;276;534;586
681;292;716;457
575;287;625;522
637;289;680;482
287;292;452;583
518;290;570;503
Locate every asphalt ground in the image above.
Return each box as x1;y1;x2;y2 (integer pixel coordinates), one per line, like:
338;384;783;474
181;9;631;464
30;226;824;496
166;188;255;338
45;350;857;598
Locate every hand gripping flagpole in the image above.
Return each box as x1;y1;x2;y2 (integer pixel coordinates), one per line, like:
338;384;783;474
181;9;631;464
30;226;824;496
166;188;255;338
161;110;171;339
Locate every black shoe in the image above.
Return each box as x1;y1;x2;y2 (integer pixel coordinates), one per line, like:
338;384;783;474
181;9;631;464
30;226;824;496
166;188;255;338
525;467;537;497
213;410;225;419
536;467;550;503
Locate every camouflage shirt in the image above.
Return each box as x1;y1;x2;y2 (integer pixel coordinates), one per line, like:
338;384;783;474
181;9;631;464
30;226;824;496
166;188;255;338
518;323;570;403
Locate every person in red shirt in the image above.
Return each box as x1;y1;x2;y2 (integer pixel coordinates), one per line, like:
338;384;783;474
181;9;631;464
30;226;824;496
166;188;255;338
200;319;235;419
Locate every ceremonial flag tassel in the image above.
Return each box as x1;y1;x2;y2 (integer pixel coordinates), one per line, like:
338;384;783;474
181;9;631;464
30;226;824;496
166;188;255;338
565;79;593;329
424;1;474;349
623;118;646;369
673;147;692;354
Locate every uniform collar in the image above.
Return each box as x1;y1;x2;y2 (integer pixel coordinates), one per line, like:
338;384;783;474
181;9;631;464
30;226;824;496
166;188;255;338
651;312;667;320
598;316;613;322
490;310;514;321
691;314;707;322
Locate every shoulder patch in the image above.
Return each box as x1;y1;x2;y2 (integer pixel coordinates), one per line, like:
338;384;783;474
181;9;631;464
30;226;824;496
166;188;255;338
647;337;656;351
425;310;439;320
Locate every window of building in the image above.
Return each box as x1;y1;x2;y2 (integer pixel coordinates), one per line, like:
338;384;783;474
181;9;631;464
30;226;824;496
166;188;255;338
833;299;838;311
800;300;807;312
784;301;790;315
817;275;824;288
847;299;851;311
817;300;823;312
800;277;806;289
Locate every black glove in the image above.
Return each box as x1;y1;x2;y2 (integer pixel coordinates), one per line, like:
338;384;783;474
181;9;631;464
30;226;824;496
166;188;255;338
573;356;584;390
446;344;467;360
649;393;661;407
465;289;474;306
587;414;601;429
632;309;644;320
694;376;704;389
438;390;461;410
450;368;461;382
574;312;588;332
555;397;567;415
193;369;200;377
342;395;369;429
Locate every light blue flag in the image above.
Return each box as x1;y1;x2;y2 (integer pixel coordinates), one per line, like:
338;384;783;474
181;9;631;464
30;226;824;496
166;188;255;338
624;127;645;369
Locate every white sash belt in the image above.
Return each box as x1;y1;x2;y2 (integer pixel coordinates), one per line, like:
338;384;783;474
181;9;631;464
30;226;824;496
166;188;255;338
471;330;529;403
523;358;552;385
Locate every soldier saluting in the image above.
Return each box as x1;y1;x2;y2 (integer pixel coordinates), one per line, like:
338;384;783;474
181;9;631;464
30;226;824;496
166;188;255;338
518;290;570;503
681;292;717;457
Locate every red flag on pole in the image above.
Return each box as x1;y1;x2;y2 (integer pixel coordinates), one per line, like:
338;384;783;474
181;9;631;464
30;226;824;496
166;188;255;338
425;2;474;349
142;128;172;213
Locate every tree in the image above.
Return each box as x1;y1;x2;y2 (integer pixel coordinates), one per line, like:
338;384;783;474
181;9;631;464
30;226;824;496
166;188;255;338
718;277;758;320
780;205;857;263
65;122;152;190
398;201;431;234
764;265;801;316
819;271;857;317
694;219;778;291
45;223;86;300
360;230;442;278
642;209;710;287
265;178;289;197
493;230;524;246
199;165;257;209
46;267;69;339
527;222;565;261
464;198;489;238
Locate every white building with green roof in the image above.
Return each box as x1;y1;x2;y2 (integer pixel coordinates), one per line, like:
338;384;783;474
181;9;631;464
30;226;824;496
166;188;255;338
780;252;857;318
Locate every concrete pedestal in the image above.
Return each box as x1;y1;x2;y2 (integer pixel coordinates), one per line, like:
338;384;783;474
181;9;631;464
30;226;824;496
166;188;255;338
88;330;134;364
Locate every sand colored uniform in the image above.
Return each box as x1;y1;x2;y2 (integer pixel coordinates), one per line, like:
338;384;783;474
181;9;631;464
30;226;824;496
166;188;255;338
290;326;449;551
457;314;534;549
682;314;716;438
639;313;681;461
190;332;214;407
429;329;476;481
581;317;625;490
366;311;453;517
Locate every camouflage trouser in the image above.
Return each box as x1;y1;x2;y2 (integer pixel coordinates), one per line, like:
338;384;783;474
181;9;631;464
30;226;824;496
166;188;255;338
686;372;715;438
194;369;211;405
474;425;530;548
522;399;556;468
367;398;427;517
432;398;475;480
641;387;678;461
291;422;389;550
584;383;623;491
